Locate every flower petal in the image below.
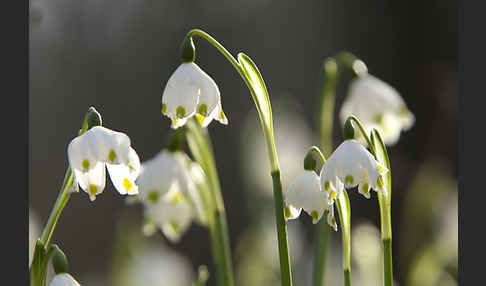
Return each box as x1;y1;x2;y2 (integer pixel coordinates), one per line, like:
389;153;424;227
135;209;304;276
73;161;106;201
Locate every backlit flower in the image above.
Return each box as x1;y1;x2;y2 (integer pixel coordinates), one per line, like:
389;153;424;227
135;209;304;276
320;139;388;200
161;62;228;129
67;126;140;201
340;74;414;145
136;149;207;242
285;170;330;224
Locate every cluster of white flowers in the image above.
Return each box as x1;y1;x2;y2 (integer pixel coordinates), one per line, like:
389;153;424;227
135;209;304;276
285;139;388;230
67;126;141;201
161;62;228;129
135;149;208;242
340;75;415;146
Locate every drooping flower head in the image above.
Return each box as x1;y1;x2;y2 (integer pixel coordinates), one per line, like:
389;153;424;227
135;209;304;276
285;170;329;224
67;126;141;201
340;74;415;145
284;147;336;229
161;62;228;129
320;139;388;200
136;149;207;242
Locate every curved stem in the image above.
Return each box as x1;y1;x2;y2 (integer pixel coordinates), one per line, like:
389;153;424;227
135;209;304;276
347;115;374;150
187;29;292;286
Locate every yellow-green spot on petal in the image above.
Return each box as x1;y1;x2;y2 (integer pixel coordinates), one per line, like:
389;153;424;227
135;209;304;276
284;206;291;219
310;210;319;221
196;113;205;125
170;221;179;232
220;109;226;120
147;190;159;203
198;104;208;116
324;181;331;191
374;113;384;124
161;103;167;114
89;184;97;196
176;106;186;118
108;149;117;163
330;190;337;201
123;178;133;191
332;217;337;226
361;170;368;181
82;159;90;170
362;183;370;194
171;192;184;205
345;175;354;186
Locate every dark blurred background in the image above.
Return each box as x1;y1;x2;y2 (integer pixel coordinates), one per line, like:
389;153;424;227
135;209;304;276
29;0;457;285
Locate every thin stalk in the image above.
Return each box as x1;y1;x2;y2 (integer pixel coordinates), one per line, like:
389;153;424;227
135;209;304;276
186;29;292;286
185;120;234;286
39;168;74;246
335;191;352;286
314;57;338;286
371;129;394;286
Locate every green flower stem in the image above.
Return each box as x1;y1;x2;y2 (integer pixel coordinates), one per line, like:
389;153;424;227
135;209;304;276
313;57;338;286
335;191;351;286
185;119;234;286
314;53;364;286
38;108;97;248
186;29;292;286
370;129;394;286
39;168;73;246
383;238;393;286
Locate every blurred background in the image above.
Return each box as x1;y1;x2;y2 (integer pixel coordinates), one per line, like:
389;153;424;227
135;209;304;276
29;0;457;285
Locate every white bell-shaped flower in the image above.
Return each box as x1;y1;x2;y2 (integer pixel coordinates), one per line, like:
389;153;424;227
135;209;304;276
67;126;140;201
340;74;415;145
161;62;228;129
48;273;82;286
136;149;194;202
285;170;329;224
320;139;388;200
143;184;194;242
136;150;207;242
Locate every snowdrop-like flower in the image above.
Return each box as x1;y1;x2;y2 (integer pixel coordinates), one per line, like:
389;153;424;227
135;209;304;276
161;62;228;129
49;273;82;286
136;149;207;242
320;139;388;200
136;150;194;202
143;184;194;242
285;170;330;224
67;126;141;201
340;74;415;145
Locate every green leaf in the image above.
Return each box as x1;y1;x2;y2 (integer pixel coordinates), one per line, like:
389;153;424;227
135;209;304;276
370;128;393;240
370;128;391;199
30;240;47;286
336;190;351;272
237;53;273;132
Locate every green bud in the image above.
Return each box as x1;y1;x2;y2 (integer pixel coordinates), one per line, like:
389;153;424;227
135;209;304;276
51;244;69;274
86;107;102;129
343;117;355;140
303;151;317;171
181;36;196;63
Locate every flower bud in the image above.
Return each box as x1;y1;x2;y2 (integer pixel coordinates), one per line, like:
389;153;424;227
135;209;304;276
181;36;196;63
51;245;68;274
